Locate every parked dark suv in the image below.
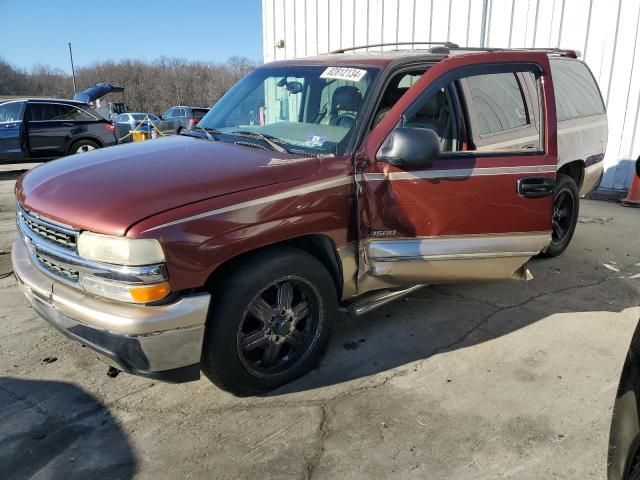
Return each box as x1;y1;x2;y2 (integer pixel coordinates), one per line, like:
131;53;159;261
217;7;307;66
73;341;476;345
159;106;210;134
0;98;117;163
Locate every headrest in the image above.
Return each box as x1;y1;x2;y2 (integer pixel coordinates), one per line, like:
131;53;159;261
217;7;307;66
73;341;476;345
417;90;447;116
332;86;362;112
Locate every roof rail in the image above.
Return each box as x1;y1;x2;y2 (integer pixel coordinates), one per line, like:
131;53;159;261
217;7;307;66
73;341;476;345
330;41;460;54
447;45;579;58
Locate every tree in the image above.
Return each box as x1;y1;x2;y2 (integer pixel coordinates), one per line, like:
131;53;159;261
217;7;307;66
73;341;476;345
0;56;257;112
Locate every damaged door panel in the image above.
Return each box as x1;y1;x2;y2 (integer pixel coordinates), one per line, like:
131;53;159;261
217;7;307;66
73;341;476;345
355;52;558;294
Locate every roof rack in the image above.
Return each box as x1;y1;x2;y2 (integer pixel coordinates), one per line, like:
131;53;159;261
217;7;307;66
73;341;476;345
330;41;459;54
329;43;579;58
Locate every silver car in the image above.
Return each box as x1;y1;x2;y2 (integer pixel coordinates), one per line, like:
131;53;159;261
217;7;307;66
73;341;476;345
114;113;174;142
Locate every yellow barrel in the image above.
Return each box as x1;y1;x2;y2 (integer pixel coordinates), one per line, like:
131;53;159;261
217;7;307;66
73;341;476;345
131;130;149;142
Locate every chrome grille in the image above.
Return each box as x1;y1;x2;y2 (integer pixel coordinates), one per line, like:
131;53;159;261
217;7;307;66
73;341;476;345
19;208;77;250
35;254;80;282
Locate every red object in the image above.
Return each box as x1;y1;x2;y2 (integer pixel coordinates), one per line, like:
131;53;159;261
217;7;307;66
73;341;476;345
103;123;115;133
622;160;640;207
15;50;560;292
189;118;198;126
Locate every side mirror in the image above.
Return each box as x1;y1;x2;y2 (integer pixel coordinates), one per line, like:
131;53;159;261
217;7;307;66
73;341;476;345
377;127;440;167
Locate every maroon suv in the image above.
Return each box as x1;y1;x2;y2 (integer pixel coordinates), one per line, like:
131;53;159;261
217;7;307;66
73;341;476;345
12;44;607;395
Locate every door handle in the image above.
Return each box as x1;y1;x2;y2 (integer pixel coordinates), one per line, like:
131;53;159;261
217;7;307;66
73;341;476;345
4;123;17;128
517;176;555;198
62;122;74;126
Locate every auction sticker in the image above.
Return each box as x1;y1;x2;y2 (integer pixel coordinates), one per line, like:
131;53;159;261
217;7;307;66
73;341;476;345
320;67;367;82
306;134;326;147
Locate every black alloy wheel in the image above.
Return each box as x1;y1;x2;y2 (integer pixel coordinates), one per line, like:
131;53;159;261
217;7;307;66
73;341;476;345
237;277;321;379
539;174;579;258
552;189;574;244
201;247;336;396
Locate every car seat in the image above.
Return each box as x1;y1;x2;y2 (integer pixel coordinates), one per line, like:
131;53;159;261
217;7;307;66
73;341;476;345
323;86;363;129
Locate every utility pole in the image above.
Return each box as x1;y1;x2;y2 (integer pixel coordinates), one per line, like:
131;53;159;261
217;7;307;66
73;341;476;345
68;42;77;94
480;0;489;47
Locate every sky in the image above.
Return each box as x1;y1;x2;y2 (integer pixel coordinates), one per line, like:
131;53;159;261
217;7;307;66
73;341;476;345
0;0;264;71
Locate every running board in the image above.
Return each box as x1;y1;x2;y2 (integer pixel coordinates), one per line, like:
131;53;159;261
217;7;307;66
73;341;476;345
347;285;425;316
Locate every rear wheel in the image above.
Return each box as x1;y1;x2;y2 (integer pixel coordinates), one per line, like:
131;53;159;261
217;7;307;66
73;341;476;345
540;174;579;258
70;139;100;155
201;248;337;396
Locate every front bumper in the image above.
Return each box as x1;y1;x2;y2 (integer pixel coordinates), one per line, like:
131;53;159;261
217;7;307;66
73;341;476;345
12;237;210;382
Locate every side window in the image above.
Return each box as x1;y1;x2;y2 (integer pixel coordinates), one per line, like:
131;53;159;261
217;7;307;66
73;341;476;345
0;102;25;122
60;106;96;121
164;109;175;118
550;59;605;121
466;73;528;135
29;103;66;121
177;108;186;117
372;68;458;152
462;72;541;152
404;87;458;152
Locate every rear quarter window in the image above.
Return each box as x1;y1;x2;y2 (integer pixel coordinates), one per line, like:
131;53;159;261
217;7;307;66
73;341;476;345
551;59;605;121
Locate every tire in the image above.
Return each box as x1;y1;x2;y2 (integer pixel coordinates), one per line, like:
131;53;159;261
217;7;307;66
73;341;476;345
176;127;183;135
69;139;100;155
539;174;579;258
201;247;337;396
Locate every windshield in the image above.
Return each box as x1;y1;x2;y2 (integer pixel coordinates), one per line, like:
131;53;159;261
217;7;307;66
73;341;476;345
131;114;147;121
198;65;379;155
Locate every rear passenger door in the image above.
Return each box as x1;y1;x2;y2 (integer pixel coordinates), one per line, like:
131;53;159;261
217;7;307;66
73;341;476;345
25;102;72;158
356;53;557;293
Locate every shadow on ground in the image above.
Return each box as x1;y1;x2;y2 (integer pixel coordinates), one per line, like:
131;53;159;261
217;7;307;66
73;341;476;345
0;169;30;181
272;249;640;396
0;378;136;479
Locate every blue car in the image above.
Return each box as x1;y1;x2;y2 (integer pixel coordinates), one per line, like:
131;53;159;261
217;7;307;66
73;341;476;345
0;84;121;163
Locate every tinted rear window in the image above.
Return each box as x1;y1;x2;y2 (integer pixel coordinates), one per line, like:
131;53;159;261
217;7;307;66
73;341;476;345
551;59;605;121
192;108;209;119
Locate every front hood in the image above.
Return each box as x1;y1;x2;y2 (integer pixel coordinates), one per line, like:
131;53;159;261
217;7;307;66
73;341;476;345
16;136;319;236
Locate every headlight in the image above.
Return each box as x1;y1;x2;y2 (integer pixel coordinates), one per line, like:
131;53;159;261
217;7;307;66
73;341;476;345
77;231;165;266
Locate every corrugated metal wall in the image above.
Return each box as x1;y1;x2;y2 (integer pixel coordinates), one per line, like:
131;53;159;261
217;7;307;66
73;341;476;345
262;0;640;191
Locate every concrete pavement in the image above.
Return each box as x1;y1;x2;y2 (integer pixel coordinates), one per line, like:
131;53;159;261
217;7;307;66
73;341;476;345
0;163;638;479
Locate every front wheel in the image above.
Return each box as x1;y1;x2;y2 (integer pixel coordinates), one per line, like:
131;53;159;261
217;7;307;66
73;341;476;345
201;248;337;396
539;174;579;258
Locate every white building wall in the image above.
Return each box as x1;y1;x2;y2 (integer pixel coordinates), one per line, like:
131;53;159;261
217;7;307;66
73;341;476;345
262;0;640;191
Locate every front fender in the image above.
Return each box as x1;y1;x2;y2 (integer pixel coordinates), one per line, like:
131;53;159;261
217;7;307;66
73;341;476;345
127;173;353;291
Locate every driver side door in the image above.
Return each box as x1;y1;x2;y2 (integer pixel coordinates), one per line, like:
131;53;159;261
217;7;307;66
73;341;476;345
355;53;557;294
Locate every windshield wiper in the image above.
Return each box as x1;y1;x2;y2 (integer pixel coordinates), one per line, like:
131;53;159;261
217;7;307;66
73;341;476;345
188;125;220;140
230;130;291;153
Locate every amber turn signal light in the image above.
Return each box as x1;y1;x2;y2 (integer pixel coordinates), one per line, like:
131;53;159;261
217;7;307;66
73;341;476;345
128;282;171;303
